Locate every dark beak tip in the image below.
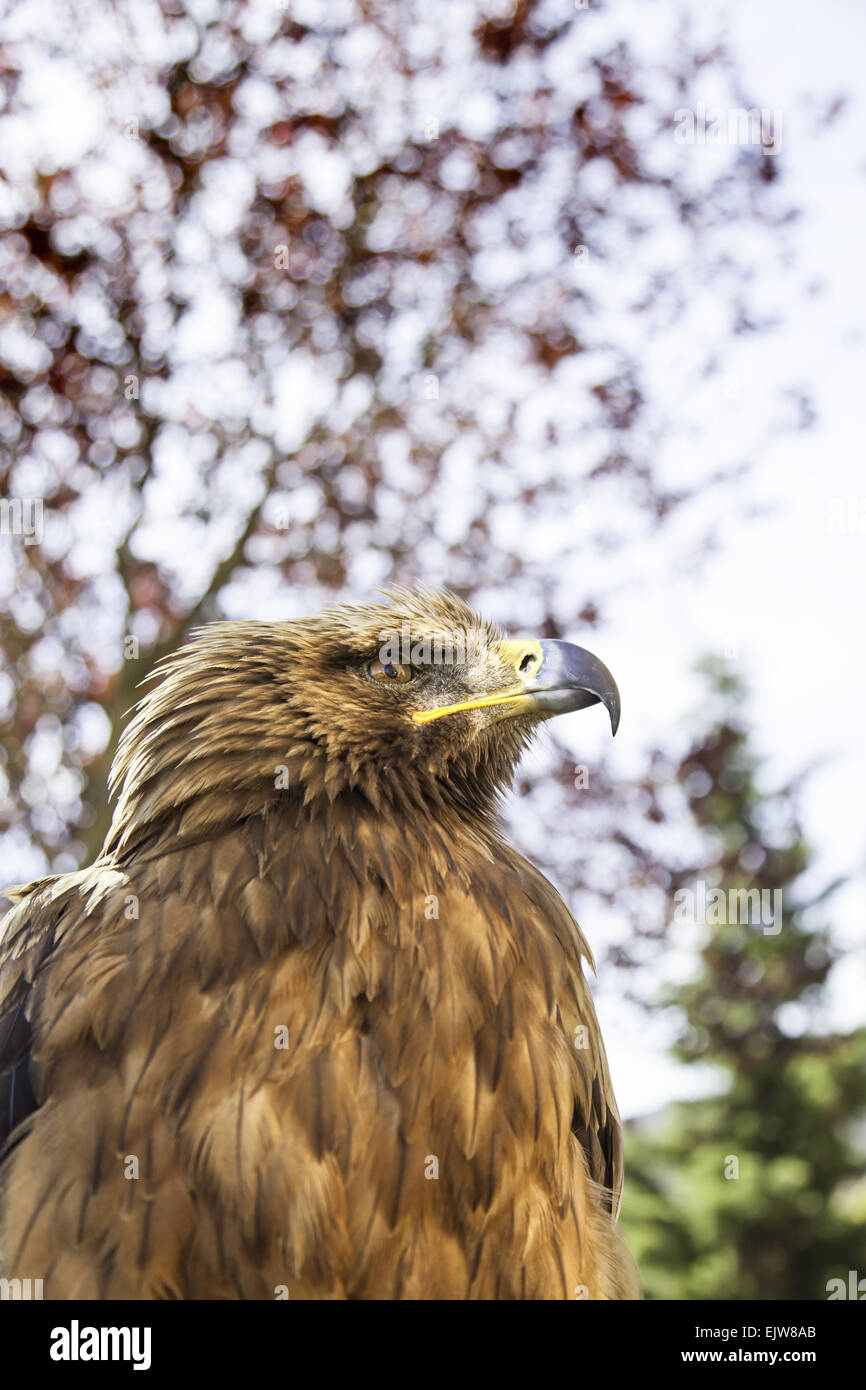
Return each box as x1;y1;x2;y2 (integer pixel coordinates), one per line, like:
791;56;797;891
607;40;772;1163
596;691;620;737
531;638;620;735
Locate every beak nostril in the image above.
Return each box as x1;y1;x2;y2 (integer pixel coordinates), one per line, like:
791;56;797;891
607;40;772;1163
519;651;538;674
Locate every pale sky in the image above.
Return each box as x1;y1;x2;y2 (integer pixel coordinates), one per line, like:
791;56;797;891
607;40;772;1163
586;0;866;1115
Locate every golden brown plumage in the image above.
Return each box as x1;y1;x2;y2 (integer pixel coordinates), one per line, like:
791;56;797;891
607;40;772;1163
0;588;640;1299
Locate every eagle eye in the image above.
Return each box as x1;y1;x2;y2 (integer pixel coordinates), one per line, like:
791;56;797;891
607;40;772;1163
367;658;414;684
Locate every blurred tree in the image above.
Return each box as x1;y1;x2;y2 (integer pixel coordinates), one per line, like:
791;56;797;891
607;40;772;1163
621;661;866;1299
0;0;803;881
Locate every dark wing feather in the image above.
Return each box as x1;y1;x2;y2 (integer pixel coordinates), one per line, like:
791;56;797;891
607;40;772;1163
0;994;38;1151
0;885;50;1156
0;872;96;1157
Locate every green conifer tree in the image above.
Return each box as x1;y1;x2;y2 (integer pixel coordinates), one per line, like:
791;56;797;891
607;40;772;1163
622;661;866;1300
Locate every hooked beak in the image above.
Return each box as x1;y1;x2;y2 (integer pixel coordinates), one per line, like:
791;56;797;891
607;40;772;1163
412;637;620;735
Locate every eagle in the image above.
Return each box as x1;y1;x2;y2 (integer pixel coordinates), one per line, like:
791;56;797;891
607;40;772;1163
0;588;640;1299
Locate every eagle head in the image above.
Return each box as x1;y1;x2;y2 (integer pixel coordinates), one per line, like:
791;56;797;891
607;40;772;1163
105;587;619;854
